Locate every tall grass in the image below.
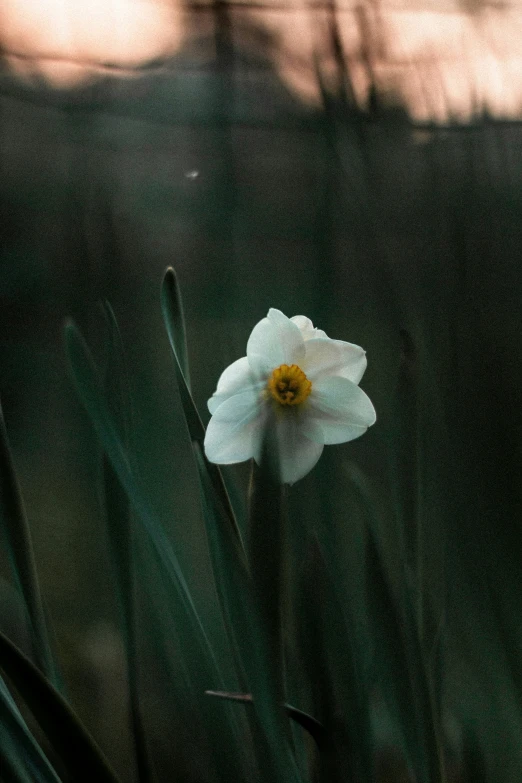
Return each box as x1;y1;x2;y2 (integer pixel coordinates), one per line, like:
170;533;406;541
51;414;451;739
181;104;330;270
0;16;521;781
0;229;519;780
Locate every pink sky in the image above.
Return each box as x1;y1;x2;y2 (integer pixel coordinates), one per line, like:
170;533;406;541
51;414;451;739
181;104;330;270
1;0;521;121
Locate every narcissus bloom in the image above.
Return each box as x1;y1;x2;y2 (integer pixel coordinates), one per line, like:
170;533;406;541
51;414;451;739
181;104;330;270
204;309;376;484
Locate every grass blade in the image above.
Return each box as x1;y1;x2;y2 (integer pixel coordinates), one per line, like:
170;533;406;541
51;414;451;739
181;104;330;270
64;318;218;672
160;266;245;555
160;265;191;389
0;401;58;685
297;533;374;783
66;316;268;781
205;690;325;748
160;267;202;440
101;303;153;783
64;317;252;781
192;441;251;676
0;631;120;783
365;528;444;783
0;673;62;783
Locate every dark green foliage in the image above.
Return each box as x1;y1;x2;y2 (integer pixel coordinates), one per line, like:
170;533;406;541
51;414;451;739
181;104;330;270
297;535;375;783
63;319;211;656
0;404;58;685
0;631;120;782
0;674;61;783
65;311;255;783
101;302;153;783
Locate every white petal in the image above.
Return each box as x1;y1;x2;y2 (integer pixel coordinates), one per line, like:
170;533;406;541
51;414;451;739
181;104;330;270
247;309;305;375
301;415;369;446
207;356;265;414
303;376;376;445
290;315;313;332
214;356;252;394
290;315;328;341
256;410;324;484
204;391;265;464
303;337;367;385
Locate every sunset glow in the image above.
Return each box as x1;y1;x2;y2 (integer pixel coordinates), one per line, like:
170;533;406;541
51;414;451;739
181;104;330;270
0;0;182;86
1;0;521;120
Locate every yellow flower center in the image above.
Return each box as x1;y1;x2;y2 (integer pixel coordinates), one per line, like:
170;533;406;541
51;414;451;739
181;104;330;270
267;364;312;407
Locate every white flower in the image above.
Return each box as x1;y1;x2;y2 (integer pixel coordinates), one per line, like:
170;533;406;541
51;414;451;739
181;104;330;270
204;309;376;484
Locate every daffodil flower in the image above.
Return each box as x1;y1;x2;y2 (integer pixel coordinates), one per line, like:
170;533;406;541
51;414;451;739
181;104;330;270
204;309;376;484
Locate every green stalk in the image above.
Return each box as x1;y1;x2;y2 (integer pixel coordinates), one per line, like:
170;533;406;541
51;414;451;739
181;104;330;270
246;443;304;783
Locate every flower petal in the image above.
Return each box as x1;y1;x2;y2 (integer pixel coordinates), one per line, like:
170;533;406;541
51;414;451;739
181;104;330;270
247;309;305;375
290;315;328;341
303;376;376;445
259;410;324;484
303;338;367;385
208;356;265;414
204;391;264;463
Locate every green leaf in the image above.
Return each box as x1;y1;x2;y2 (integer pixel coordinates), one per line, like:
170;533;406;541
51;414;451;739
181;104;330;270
0;401;58;685
160;265;191;389
160;267;202;440
160;267;245;555
101;302;153;783
192;442;251;675
205;690;326;748
65;316;252;782
365;529;444;783
297;533;374;783
0;631;120;783
0;673;61;783
63;318;218;675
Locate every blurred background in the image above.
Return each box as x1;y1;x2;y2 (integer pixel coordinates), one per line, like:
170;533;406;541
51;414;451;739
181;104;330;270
1;0;522;780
